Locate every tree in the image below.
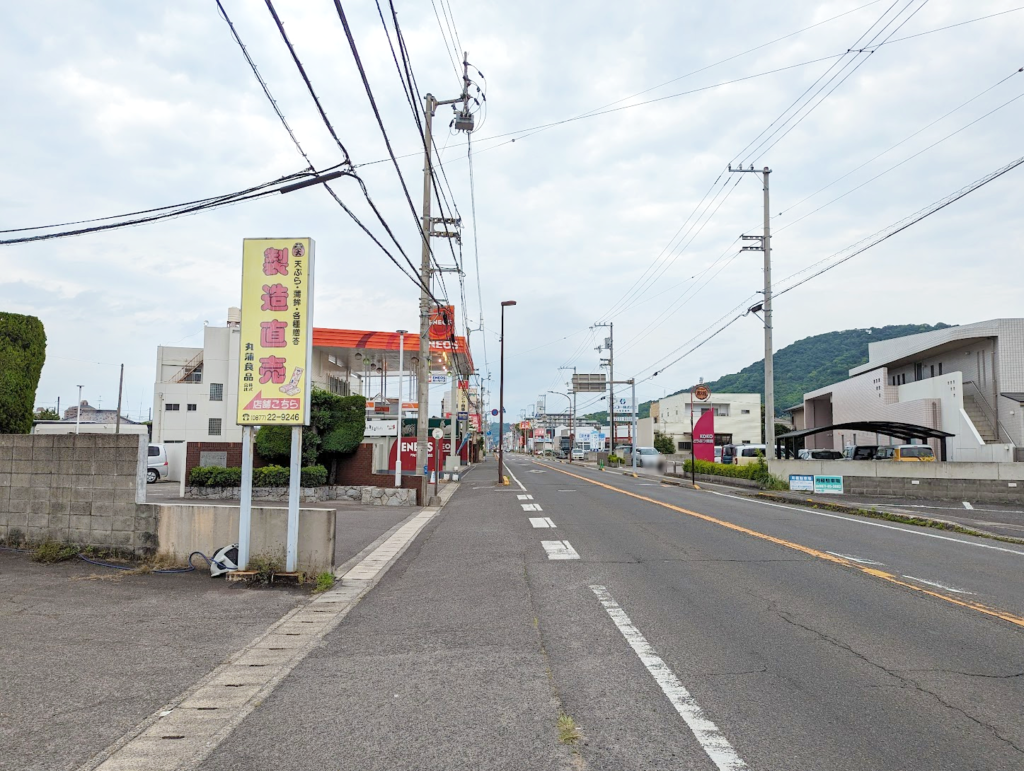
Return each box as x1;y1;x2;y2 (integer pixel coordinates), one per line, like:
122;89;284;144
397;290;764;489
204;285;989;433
653;432;675;455
0;313;46;434
35;407;60;421
255;390;366;481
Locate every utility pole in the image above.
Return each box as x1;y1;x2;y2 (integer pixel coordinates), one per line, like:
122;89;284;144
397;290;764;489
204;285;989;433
75;385;83;435
416;57;474;504
115;363;124;435
730;164;775;460
594;322;614;452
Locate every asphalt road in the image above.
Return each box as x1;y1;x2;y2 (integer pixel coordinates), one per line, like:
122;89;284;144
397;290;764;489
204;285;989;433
192;454;1024;770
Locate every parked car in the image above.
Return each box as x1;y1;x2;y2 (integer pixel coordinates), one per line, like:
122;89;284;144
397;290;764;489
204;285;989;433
874;444;936;462
714;446;723;464
571;448;585;461
733;444;768;465
798;449;845;460
147;443;169;483
842;445;879;460
620;446;665;469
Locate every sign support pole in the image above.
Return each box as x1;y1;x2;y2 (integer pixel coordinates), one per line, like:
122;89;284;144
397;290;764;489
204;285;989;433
630;379;638;473
238;425;254;570
286;426;301;573
690;389;696;488
449;366;458;473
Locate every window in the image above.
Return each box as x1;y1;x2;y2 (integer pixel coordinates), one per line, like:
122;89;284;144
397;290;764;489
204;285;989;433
740;409;750;414
187;404;197;411
148;445;160;457
938;363;943;375
930;365;935;378
678;441;691;451
210;383;224;401
165;403;180;411
208;418;222;436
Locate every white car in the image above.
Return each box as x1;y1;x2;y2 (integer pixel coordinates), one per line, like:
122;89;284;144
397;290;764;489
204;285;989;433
571;448;585;461
147;444;169;483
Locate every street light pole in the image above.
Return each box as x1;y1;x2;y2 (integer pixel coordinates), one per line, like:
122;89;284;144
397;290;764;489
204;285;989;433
395;329;406;488
497;301;516;484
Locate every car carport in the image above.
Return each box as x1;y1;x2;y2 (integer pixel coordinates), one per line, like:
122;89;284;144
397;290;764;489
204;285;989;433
775;421;955;461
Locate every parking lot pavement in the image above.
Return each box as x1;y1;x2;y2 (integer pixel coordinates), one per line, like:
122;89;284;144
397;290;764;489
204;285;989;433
0;550;304;771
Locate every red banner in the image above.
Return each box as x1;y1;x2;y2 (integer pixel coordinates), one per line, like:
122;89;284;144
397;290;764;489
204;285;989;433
387;436;466;472
693;410;715;462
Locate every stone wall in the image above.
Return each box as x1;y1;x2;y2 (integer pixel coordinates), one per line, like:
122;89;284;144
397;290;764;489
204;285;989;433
0;434;151;554
184;485;416;506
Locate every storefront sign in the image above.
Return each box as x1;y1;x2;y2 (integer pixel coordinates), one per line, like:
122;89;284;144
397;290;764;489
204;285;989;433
612;396;635;415
364;419;398;437
388;436;465;472
236;238;314;426
428;305;455;341
430;374;448;385
788;474;815;492
692;409;715;462
814;475;844;494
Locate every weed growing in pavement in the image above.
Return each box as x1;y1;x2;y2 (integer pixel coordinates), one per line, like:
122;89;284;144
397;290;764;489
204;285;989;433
247;553;282;586
312;572;335;593
31;541;80;563
557;714;581;747
4;528;25;548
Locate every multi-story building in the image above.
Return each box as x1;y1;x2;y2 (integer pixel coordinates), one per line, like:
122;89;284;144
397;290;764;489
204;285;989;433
790;319;1024;462
650;392;762;452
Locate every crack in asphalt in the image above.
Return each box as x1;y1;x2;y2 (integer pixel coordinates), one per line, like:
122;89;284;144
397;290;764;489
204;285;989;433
774;610;1024;757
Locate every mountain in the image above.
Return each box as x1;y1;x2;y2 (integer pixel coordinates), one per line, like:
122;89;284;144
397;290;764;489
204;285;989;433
581;323;951;421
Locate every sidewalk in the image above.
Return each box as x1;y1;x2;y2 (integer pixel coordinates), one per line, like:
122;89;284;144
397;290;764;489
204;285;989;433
0;490;442;771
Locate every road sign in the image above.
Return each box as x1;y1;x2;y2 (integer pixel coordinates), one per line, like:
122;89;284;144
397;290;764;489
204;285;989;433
491;408;499;416
457;411;468;420
432;427;445;440
572;373;607;393
693;384;711;401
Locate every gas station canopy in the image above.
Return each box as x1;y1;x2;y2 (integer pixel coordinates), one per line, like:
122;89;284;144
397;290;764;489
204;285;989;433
313;328;474;378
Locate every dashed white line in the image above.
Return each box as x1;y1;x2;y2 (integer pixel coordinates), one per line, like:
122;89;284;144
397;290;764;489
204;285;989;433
826;551;885;566
521;503;543;512
542;540;580;560
590;585;747;770
903;575;974;595
517;494;534;500
963;501;974;510
557;489;576;492
529;517;557;529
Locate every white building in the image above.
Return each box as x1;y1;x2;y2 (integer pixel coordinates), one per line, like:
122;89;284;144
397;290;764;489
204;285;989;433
651;392;762;453
791;319;1024;462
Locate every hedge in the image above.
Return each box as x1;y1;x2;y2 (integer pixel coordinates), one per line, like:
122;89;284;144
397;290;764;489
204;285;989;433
189;465;328;488
0;312;46;434
682;459;759;480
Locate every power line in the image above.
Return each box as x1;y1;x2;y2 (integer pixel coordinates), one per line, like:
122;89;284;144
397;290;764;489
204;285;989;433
263;0;351;164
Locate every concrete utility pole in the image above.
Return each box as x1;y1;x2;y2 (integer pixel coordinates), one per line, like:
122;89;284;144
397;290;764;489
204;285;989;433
115;364;124;434
416;60;473;504
730;164;775;460
594;322;614;452
75;385;83;435
395;329;406;488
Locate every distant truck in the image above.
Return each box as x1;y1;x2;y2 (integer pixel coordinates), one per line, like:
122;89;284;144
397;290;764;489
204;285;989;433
558;436;572;458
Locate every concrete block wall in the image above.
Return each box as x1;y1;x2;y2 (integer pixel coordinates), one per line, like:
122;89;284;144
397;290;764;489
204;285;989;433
0;433;151;554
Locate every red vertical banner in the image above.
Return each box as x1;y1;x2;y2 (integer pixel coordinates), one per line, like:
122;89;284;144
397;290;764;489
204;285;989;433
693;410;715;462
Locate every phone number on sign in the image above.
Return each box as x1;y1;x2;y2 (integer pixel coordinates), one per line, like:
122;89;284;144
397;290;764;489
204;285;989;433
241;412;302;423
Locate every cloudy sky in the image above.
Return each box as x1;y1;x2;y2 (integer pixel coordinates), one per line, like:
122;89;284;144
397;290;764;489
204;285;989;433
2;0;1022;422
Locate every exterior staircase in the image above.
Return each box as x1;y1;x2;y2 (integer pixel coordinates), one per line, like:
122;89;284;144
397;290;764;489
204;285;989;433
963;394;997;443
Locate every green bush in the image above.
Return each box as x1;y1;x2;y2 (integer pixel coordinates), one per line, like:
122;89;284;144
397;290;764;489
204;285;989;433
682;455;787;489
0;313;47;434
653;432;676;456
188;465;328;488
254;390;366;472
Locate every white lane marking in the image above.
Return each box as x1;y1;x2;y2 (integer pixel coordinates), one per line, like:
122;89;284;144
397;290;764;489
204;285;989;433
590;585;748;770
558;489;576;492
542;540;580;560
505;465;527;491
522;503;543;512
529;517;557;529
902;575;974;595
517;494;534;500
963;501;974;510
708;490;1024;558
80;501;449;771
826;551;885;566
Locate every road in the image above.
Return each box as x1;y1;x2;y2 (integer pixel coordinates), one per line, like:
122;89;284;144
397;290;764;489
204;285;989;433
194;454;1024;769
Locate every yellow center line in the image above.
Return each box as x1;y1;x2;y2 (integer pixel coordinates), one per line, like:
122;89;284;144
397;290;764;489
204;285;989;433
535;461;1024;630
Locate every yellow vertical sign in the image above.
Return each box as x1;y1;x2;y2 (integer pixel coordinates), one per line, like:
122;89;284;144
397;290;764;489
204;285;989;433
236;238;314;426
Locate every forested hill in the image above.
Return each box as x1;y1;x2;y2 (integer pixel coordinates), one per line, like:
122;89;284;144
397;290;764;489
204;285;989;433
581;323;950;421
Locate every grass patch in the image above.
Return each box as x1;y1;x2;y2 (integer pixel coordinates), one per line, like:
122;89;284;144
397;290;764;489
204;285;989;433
557;714;580;746
312;571;335;593
247;553;282;586
31;541;79;563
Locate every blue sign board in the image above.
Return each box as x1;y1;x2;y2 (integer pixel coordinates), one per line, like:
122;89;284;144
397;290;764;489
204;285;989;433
788;474;814;492
457;411;468;420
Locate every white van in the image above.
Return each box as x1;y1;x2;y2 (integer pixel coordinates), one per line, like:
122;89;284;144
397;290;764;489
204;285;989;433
733;444;767;466
147;444;169;483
